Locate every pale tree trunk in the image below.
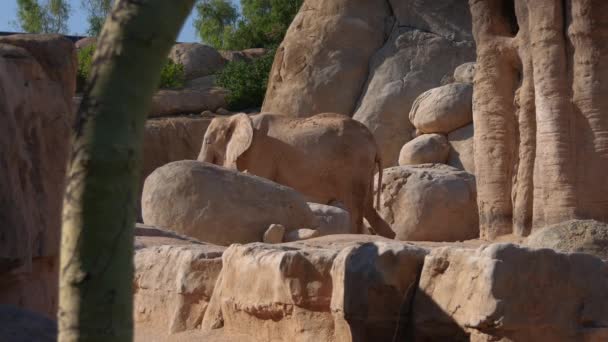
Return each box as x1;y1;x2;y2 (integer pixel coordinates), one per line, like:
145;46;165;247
58;0;194;341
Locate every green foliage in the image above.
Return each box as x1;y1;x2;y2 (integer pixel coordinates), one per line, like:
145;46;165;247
159;59;186;89
77;44;185;93
16;0;70;34
194;0;303;50
81;0;113;36
76;44;95;93
216;48;275;110
193;0;239;49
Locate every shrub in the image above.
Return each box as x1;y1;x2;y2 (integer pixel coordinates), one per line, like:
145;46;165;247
216;48;275;110
76;44;185;93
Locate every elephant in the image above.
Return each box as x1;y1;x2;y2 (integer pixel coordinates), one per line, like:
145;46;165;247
198;112;395;239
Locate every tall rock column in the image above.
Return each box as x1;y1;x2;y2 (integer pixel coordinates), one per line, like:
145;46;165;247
471;0;608;239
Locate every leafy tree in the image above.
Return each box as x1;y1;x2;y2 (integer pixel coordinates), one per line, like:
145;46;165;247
59;0;195;340
216;47;275;110
193;0;239;49
15;0;70;34
81;0;114;36
194;0;303;50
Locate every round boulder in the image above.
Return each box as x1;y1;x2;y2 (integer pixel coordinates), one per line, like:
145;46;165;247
398;134;449;166
453;62;476;84
169;43;225;80
142;161;316;246
307;203;351;236
375;164;478;241
409;83;473;134
524;220;608;260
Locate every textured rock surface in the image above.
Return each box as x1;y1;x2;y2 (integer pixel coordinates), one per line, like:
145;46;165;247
0;305;57;342
471;0;608;238
307;203;351;236
409;82;473;134
453;62;476;83
414;243;608;341
142;161;316;245
354;23;475;166
169;43;226;80
202;236;428;341
262;0;390;117
376;164;478;241
149;88;227;117
133;226;225;334
447;123;475;173
0;34;76;316
525;220;608;260
398;133;450;166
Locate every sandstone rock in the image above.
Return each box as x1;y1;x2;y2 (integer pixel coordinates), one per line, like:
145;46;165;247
447;123;475;173
0;35;75;316
202;236;428;341
409;83;473;134
185;75;216;90
470;0;608;238
414;243;608;341
453;62;476;84
142;161;316;246
354;27;475;166
398;134;449;166
263;224;286;244
262;0;391;117
376;164;478;241
284;228;320;242
74;37;96;50
220;48;267;63
0;305;57;342
134;227;225;334
139;116;214;219
149;88;227;117
389;0;473;42
169;43;225;80
524;220;608;261
307;203;351;236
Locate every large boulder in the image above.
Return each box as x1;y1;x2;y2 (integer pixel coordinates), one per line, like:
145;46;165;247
447;123;475;173
354;27;475;166
133;225;225;335
220;48;267;63
202;235;428;341
376;164;478;241
524;220;608;261
148;88;227;117
169;43;226;80
307;203;351;236
262;0;391;117
0;34;76;316
398;133;449;166
414;243;608;341
453;62;476;84
409;82;473;134
141;161;316;245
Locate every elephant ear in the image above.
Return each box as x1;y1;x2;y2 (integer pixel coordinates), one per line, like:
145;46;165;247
225;113;253;170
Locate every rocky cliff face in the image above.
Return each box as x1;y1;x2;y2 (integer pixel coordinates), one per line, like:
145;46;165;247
262;0;476;166
470;0;608;239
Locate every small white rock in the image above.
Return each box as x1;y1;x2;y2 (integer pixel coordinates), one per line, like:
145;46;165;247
284;228;320;242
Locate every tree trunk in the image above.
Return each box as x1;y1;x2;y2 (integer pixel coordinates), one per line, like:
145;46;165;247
58;0;194;341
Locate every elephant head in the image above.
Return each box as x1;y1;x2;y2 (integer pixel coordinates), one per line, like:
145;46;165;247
198;113;253;170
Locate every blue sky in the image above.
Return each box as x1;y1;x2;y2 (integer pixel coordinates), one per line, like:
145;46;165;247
0;1;239;43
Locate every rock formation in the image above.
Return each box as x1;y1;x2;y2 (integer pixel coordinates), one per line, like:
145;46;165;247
398;133;450;166
375;164;479;241
141;161;316;245
262;0;476;166
470;0;608;239
0;34;76;316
